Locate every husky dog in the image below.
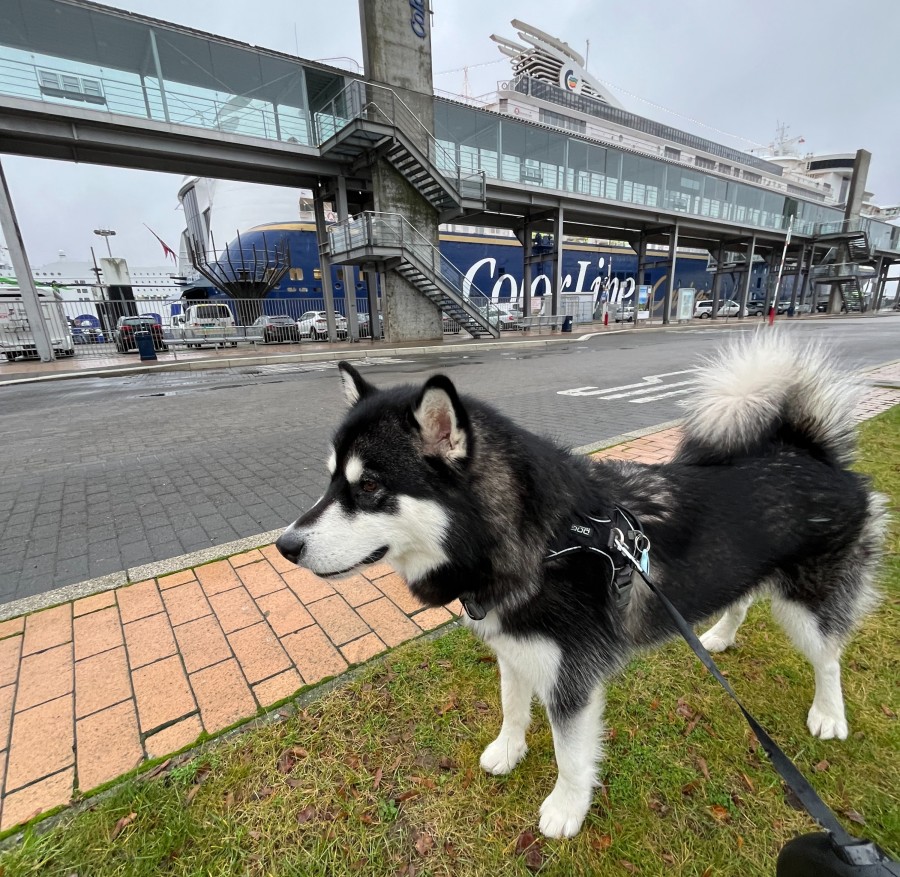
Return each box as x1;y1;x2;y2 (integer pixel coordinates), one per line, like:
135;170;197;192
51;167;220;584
276;334;885;838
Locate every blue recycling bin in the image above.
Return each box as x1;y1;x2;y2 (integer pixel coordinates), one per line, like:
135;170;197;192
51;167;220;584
561;315;574;333
134;330;157;361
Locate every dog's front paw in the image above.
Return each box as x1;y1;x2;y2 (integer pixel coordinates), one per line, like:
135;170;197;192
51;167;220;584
807;704;848;741
538;784;591;838
480;735;527;775
699;629;734;653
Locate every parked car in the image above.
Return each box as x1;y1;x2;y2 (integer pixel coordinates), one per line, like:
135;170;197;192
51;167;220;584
252;314;300;343
794;303;813;314
297;311;348;340
694;299;743;318
357;312;384;338
611;303;635;322
745;300;766;317
172;303;237;347
495;304;522;330
442;314;461;334
68;317;106;344
113;315;166;353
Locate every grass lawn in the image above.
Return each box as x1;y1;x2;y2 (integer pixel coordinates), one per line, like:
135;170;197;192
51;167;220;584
2;407;897;876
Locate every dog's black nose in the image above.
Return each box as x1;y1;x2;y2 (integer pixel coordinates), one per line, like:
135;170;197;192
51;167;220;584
275;530;305;565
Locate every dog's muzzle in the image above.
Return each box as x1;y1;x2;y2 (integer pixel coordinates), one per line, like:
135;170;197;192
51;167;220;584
275;529;305;565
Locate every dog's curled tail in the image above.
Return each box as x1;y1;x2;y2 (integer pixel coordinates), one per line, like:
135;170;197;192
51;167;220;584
677;331;859;466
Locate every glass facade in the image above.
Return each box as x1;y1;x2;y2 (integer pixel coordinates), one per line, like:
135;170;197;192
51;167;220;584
436;99;900;253
0;0;346;146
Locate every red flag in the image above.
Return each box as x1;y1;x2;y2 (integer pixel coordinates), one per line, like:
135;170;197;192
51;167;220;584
144;224;177;264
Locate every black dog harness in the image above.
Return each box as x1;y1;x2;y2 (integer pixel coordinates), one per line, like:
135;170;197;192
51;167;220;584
459;506;646;621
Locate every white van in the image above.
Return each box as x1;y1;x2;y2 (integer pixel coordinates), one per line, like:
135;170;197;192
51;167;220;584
0;286;74;360
175;302;237;346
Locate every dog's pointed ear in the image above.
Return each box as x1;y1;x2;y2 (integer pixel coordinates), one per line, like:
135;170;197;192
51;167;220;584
338;361;374;406
412;375;470;461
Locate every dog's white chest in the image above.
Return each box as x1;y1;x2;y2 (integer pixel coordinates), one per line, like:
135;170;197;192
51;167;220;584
466;613;562;704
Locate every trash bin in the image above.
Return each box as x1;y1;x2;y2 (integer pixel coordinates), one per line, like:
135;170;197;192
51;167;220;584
561;315;574;333
134;330;157;361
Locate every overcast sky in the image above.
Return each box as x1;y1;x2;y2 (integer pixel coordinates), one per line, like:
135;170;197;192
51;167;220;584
3;0;899;267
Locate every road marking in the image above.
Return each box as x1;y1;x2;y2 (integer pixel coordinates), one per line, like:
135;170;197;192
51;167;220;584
558;369;699;402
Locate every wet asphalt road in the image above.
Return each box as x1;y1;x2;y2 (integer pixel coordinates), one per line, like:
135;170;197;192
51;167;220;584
1;316;897;603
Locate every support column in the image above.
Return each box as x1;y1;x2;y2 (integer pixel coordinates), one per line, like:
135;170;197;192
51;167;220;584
739;235;757;314
788;244;805;313
0;159;55;362
148;30;170;124
799;245;814;310
364;265;380;339
663;222;679;325
313;191;338;342
522;219;533;319
711;242;724;319
335;176;359;341
552;206;564;317
635;231;648;326
871;256;886;313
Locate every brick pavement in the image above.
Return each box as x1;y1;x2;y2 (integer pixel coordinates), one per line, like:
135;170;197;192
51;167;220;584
0;385;896;832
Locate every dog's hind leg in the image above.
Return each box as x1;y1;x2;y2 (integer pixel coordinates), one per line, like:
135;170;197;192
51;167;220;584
699;593;754;652
480;657;533;775
770;595;849;740
539;685;605;838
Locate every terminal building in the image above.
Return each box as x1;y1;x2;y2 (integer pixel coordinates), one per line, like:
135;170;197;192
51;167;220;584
0;0;898;357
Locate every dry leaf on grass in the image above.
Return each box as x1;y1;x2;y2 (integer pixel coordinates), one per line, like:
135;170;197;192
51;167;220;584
708;804;731;823
111;812;136;840
813;760;830;772
413;831;434;857
591;834;613;851
843;808;866;826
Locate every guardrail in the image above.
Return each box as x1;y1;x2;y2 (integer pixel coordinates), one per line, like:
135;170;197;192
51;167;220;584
312;80;486;204
328;211;500;333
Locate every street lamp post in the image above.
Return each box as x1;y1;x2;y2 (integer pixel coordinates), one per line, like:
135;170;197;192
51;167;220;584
93;228;116;258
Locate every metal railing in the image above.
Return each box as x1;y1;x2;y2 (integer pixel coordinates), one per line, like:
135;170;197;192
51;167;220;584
811;263;876;279
0;54;311;144
0;295;395;363
328;212;501;332
312;80;486;204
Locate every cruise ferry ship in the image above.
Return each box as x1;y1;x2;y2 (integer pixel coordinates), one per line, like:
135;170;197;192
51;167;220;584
174;20;894;317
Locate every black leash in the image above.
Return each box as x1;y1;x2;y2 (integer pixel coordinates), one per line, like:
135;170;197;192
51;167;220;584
620;547;893;868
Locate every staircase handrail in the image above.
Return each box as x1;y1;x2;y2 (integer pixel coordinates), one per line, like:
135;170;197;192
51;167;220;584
311;80;486;204
328;211;501;332
810;262;876;279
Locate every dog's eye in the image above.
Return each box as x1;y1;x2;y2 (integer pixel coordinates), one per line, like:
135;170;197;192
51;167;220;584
360;479;378;493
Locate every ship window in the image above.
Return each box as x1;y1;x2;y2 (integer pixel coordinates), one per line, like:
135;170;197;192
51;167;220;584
743;171;762;183
289;268;304;281
664;147;681;161
695;156;715;170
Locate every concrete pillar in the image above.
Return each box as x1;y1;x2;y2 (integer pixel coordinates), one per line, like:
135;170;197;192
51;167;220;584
335;175;359;341
358;0;442;343
551;207;564;318
739;235;756;314
663;222;679;325
0;158;55;361
313;192;339;342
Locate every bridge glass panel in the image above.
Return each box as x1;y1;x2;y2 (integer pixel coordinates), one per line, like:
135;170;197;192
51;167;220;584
0;0;332;147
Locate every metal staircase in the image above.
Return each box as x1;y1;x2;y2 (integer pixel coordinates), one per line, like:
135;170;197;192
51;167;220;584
327;212;501;339
312;80;485;220
811;263;869;312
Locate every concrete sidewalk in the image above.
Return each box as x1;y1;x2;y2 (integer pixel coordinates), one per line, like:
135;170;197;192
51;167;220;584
0;369;897;832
